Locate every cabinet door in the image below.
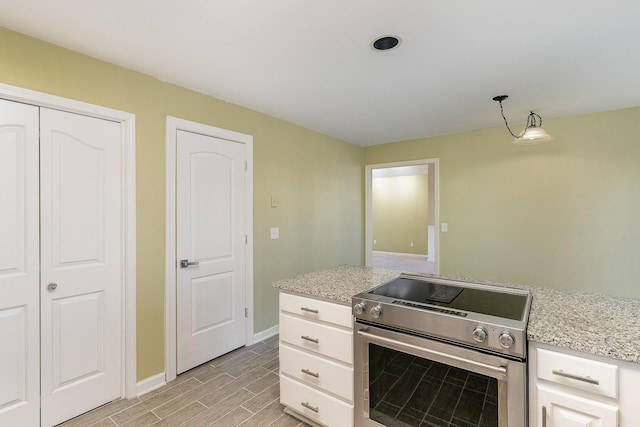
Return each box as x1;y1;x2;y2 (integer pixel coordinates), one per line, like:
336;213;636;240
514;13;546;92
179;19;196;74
0;99;40;427
537;386;617;427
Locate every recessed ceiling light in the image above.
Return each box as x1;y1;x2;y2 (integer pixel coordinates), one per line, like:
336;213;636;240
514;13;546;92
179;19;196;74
371;35;401;51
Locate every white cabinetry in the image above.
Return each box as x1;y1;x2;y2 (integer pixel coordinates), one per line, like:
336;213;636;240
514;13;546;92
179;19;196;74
529;343;640;427
279;292;354;427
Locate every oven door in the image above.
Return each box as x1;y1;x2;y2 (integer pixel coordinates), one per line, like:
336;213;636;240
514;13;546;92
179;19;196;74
354;322;526;427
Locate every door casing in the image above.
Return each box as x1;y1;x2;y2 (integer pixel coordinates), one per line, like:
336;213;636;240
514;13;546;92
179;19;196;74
165;116;254;383
0;83;137;400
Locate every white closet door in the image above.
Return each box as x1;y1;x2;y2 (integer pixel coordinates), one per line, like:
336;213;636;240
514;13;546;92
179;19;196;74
40;108;123;427
0;100;40;427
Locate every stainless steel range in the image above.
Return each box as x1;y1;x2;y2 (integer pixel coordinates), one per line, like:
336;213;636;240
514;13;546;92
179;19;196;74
353;273;532;427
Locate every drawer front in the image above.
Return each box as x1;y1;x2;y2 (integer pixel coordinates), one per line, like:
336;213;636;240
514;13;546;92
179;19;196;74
280;375;354;427
280;343;353;401
537;348;618;398
280;313;353;364
280;292;353;328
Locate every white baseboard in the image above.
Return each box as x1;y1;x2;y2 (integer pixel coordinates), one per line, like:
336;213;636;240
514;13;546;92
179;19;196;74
253;324;279;343
136;372;166;397
373;250;428;258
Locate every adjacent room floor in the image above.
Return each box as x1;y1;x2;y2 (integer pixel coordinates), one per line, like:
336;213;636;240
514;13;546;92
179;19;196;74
58;335;308;427
371;251;435;274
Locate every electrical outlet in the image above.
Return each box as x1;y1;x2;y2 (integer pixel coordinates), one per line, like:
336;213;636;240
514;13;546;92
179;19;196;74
270;227;279;239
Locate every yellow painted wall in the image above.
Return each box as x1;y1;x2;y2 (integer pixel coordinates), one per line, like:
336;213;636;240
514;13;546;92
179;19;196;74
0;27;364;380
372;175;429;254
4;25;640;383
365;107;640;299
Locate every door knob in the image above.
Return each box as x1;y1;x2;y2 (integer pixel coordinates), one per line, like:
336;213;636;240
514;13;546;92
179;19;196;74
180;259;200;268
47;282;58;291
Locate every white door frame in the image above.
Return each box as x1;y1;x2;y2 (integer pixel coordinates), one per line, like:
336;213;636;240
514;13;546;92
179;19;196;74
365;158;440;274
165;116;254;383
0;83;137;399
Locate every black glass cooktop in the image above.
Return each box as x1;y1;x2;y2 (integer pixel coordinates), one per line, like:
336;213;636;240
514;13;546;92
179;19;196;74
370;277;528;321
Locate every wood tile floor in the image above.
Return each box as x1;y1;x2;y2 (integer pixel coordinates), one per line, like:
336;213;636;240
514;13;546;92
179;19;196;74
58;335;309;427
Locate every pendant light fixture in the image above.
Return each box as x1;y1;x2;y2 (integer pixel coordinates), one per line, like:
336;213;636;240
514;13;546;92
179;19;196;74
493;95;552;145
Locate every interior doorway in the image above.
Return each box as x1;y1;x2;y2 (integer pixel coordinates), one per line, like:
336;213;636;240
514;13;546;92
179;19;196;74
365;159;439;274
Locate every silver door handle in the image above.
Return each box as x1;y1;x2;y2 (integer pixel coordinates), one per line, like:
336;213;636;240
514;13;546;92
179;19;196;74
301;335;319;344
552;369;600;385
357;329;507;378
301;401;319;413
47;282;58;291
542;405;547;427
180;259;200;268
301;368;319;378
300;307;319;314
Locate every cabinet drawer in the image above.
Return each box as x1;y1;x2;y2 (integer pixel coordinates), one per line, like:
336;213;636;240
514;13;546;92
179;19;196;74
280;313;353;364
280;292;353;328
280;343;353;402
537;348;618;398
280;375;353;427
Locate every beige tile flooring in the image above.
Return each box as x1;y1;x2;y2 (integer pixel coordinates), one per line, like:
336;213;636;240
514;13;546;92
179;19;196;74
58;335;308;427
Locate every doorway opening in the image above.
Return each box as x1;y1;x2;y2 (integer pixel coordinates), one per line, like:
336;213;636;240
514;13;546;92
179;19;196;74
365;159;439;274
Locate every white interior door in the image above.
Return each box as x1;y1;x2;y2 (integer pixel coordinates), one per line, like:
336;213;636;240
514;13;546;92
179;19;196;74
176;129;246;374
0;99;40;427
40;108;122;426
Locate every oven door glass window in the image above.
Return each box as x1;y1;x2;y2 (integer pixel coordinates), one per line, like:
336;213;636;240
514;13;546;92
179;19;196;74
369;344;498;427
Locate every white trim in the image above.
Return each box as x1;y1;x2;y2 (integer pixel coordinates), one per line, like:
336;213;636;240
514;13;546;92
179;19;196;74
165;116;254;383
365;158;440;274
0;83;137;399
372;250;429;258
136;373;166;398
253;325;279;343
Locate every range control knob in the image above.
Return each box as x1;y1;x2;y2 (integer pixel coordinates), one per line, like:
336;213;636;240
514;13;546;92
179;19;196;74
498;332;515;349
353;302;367;315
472;326;488;343
370;305;383;318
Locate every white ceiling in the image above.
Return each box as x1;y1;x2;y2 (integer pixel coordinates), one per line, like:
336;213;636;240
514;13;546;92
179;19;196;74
1;0;639;146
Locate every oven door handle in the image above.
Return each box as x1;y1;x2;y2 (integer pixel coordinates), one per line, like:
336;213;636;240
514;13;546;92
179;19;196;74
357;329;508;378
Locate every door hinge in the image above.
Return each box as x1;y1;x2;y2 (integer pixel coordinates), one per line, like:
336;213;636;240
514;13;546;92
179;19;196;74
244;307;249;318
245;161;247;171
245;234;248;245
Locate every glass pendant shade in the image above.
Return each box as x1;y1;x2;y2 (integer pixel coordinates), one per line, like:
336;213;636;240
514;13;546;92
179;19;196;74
514;126;553;145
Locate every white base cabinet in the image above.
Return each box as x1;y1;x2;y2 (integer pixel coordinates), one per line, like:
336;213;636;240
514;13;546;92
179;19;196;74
529;343;640;427
279;292;354;427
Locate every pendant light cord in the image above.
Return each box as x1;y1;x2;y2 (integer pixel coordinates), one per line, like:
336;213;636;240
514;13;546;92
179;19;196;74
497;99;523;139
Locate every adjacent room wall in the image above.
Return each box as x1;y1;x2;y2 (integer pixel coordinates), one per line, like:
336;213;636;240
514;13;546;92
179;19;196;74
365;107;640;299
372;175;429;254
0;26;364;381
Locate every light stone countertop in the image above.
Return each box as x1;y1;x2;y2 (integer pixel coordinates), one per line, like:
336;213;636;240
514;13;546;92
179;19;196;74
273;264;640;365
272;264;401;304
